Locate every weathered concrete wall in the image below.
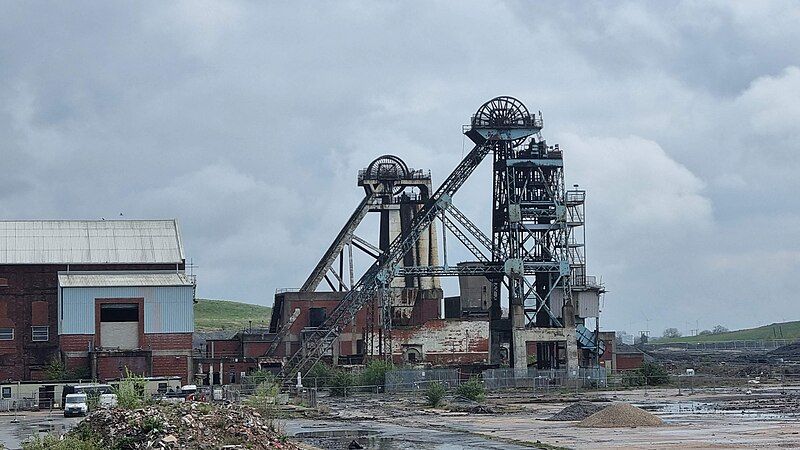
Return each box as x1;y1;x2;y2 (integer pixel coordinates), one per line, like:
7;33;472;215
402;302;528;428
386;319;489;365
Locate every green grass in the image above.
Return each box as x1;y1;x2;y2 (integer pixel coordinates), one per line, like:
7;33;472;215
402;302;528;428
656;320;800;344
194;298;271;332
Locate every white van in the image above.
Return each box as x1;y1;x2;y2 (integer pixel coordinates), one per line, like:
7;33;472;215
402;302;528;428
64;393;88;417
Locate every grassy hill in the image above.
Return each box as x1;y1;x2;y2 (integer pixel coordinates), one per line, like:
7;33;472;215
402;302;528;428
194;298;272;332
656;320;800;344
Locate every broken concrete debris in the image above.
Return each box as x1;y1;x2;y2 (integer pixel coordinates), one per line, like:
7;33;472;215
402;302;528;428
70;401;296;449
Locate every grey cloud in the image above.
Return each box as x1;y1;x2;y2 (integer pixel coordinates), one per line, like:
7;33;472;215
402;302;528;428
0;1;798;334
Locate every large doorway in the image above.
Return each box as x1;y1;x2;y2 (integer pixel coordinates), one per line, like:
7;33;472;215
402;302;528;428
99;303;140;349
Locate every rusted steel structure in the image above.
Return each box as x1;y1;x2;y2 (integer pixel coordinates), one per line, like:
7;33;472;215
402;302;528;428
274;97;604;381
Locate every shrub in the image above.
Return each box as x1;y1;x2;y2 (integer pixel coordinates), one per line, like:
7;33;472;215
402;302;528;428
247;370;277;387
86;393;100;411
22;434;100;450
425;381;445;407
621;370;646;387
113;368;147;409
44;360;89;381
455;376;485;402
306;362;333;387
141;416;164;433
328;370;354;397
359;359;393;388
640;362;670;385
621;362;669;386
246;378;282;432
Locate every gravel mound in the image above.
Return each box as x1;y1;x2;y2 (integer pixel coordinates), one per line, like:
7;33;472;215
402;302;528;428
546;401;607;421
70;401;296;449
769;342;800;358
577;403;664;428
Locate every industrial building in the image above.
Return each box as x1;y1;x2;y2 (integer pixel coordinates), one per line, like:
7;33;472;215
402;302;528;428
0;220;195;383
202;99;628;383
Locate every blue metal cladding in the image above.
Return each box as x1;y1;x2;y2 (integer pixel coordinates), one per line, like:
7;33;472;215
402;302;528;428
60;286;194;334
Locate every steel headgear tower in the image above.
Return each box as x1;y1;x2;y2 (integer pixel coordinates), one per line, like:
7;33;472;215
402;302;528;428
277;96;604;380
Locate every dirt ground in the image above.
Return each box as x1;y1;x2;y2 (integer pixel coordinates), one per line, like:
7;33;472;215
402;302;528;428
287;384;800;449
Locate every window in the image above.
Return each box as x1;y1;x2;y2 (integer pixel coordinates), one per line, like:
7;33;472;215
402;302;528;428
100;303;139;322
1;387;10;399
32;326;49;342
0;328;13;340
0;278;8;287
309;307;326;328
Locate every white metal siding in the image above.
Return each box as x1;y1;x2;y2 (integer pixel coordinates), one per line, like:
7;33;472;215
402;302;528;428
60;286;194;334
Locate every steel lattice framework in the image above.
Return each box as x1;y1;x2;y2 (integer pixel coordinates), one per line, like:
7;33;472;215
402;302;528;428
278;96;590;381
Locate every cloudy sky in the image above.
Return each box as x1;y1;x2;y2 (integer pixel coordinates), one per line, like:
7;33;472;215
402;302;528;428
2;1;799;335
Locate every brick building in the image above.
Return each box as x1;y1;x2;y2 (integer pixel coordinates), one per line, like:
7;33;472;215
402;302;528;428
0;220;194;383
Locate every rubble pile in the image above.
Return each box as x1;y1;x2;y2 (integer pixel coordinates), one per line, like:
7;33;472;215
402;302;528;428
577;403;664;428
70;401;297;449
546;401;607;421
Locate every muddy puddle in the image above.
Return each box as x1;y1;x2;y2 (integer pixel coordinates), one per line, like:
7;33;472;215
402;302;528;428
285;419;530;449
639;401;800;421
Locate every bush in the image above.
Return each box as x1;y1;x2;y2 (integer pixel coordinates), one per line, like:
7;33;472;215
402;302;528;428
306;362;333;387
247;370;277;387
359;360;393;388
245;378;281;432
621;370;646;387
22;434;100;450
113;368;147;409
640;362;670;385
425;381;445;407
455;376;485;402
621;362;669;386
328;370;354;397
44;360;89;381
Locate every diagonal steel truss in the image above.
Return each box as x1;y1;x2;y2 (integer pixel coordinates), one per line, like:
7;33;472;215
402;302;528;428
278;139;500;380
278;96;587;380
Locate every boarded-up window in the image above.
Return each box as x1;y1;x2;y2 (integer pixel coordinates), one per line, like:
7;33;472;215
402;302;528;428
31;301;49;326
309;308;326;328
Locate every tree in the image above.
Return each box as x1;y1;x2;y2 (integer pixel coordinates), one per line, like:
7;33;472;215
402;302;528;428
711;325;729;334
698;329;712;336
663;327;682;338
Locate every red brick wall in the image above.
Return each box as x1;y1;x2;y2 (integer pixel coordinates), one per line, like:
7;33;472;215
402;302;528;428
152;355;189;384
243;342;270;358
616;353;644;371
206;339;241;358
60;334;94;352
97;354;149;380
143;333;192;350
0;262;183;381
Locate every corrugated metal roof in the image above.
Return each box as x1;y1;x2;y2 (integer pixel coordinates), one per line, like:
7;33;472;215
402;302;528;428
58;272;194;288
0;220;184;264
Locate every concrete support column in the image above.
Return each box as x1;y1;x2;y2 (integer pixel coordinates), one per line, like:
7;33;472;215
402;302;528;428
512;328;528;377
562;301;579;378
332;338;339;366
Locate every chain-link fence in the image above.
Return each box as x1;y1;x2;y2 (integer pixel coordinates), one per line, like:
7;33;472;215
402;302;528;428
385;368;461;393
481;367;607;390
